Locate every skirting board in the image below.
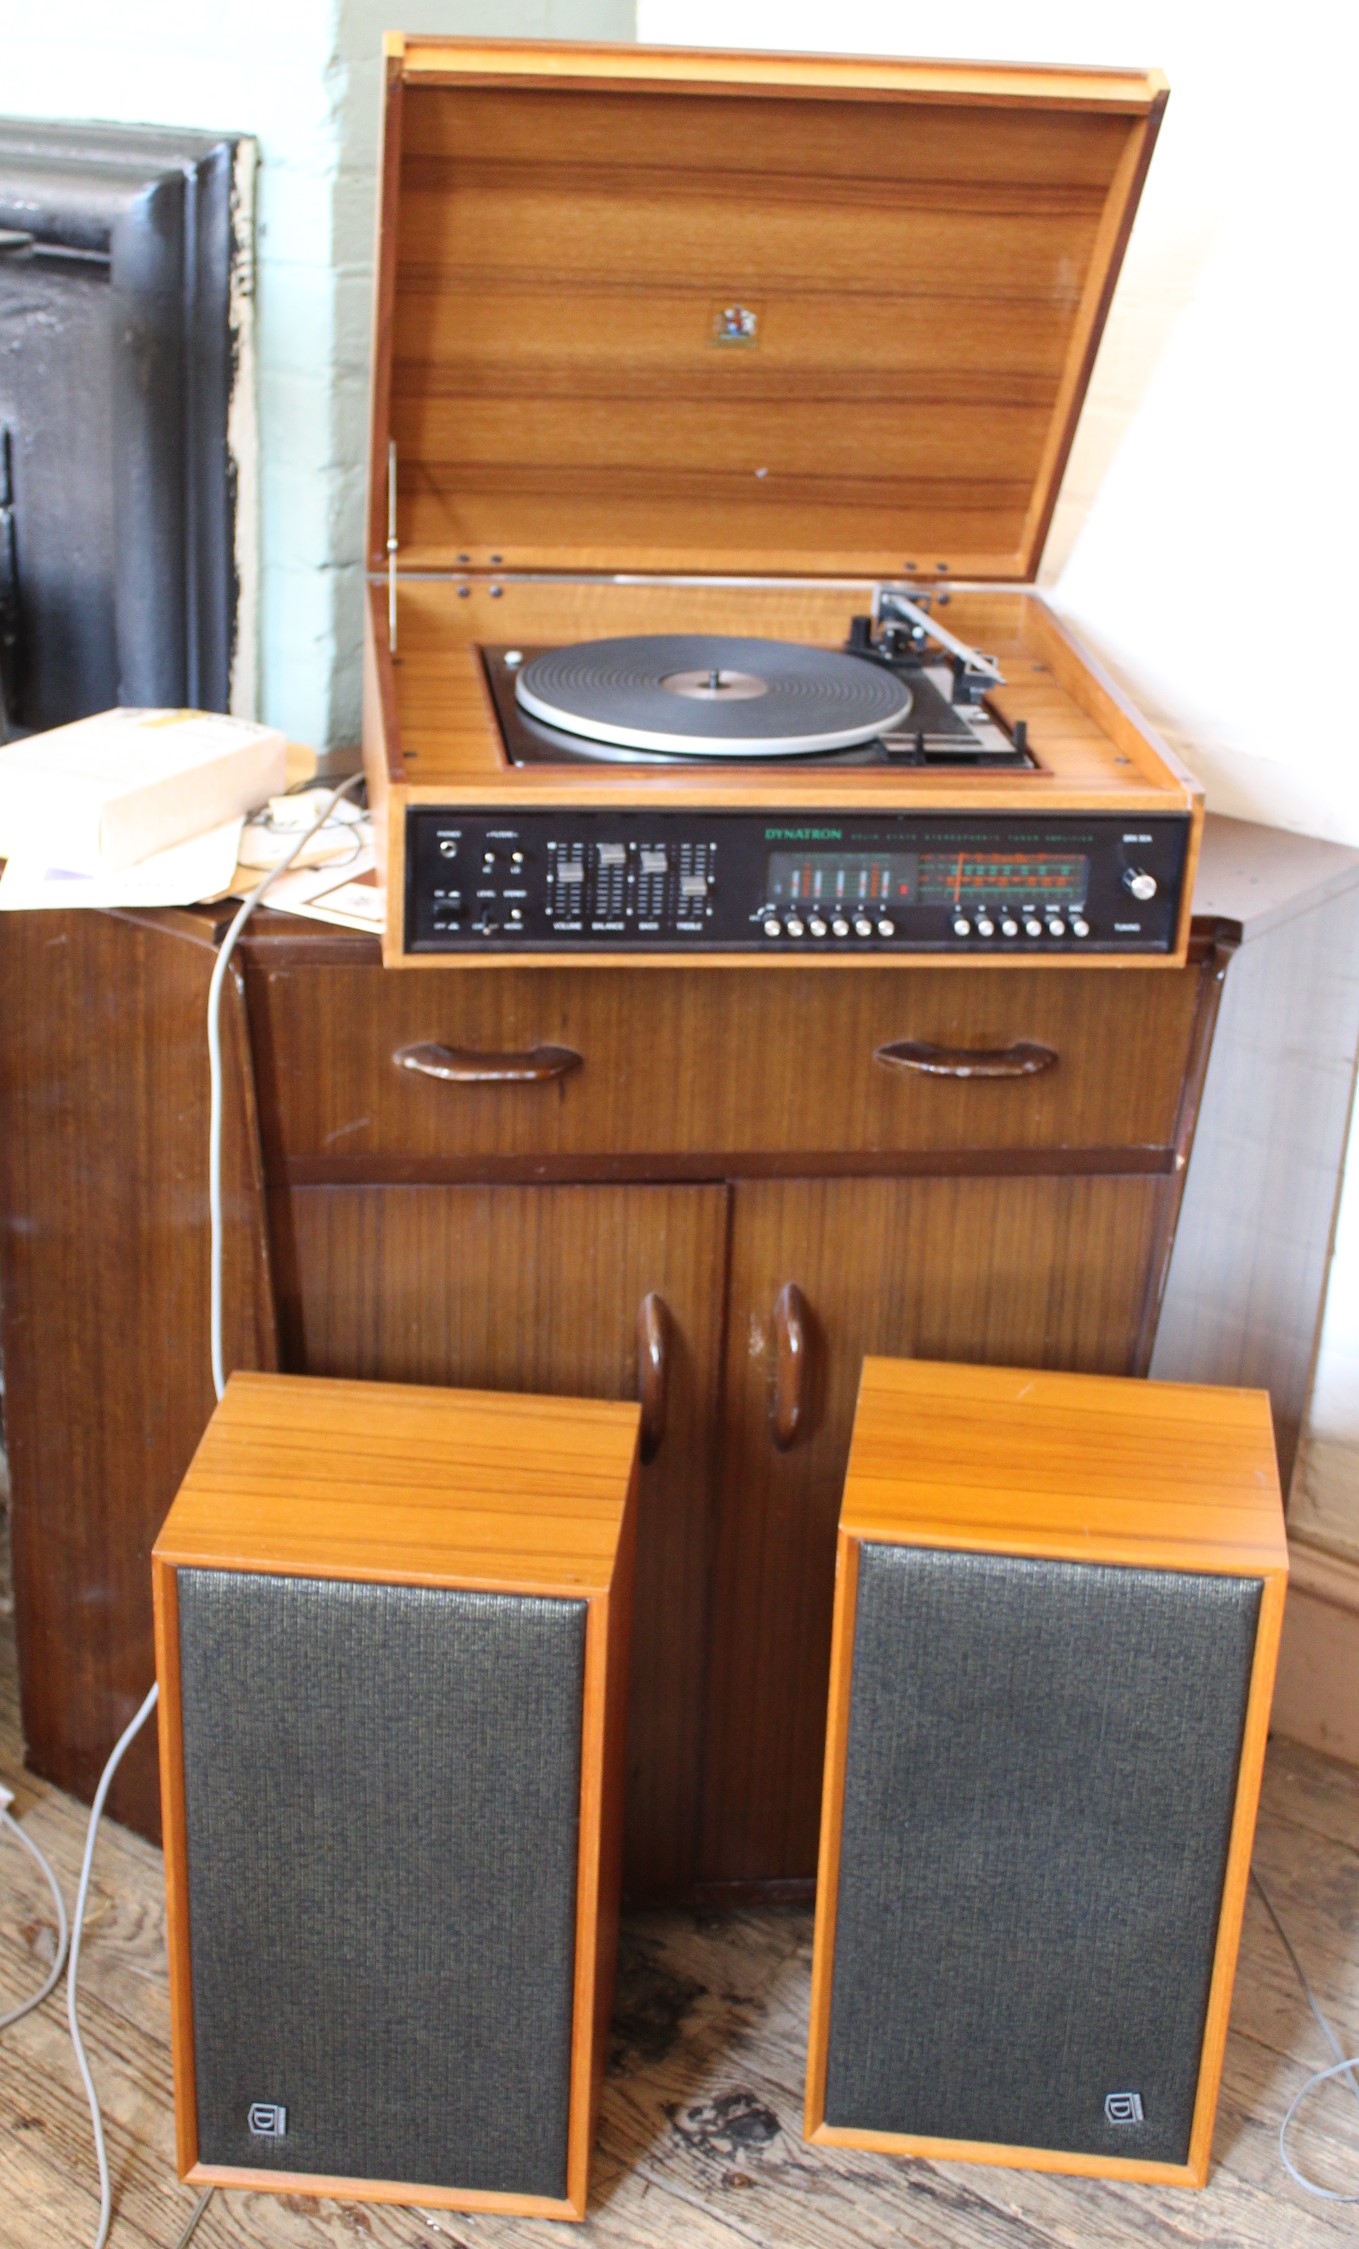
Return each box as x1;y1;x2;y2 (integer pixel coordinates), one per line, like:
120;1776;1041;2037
1271;1540;1359;1768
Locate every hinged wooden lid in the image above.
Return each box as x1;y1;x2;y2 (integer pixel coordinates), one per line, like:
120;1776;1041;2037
371;38;1167;583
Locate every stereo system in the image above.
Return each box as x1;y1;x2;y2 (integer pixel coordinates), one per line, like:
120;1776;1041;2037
153;1372;639;2221
405;809;1191;957
807;1358;1287;2187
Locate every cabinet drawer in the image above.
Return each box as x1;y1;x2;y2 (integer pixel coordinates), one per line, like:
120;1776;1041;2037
247;961;1205;1174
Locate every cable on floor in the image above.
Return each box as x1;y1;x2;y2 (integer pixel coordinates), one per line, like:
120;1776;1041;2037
0;1788;70;2028
1252;1866;1359;2202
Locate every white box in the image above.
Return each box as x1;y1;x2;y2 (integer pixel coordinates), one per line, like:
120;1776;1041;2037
0;708;288;873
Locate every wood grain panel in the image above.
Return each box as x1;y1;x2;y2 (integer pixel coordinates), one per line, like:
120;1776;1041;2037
699;1171;1175;1885
0;908;275;1841
271;1181;727;1900
247;955;1205;1171
373;57;1165;576
840;1357;1285;1574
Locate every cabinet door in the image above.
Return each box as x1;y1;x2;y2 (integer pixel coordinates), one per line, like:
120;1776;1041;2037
272;1182;727;1901
700;1172;1175;1889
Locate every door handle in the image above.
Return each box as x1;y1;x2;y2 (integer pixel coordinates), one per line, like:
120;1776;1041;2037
769;1283;811;1451
395;1041;582;1084
637;1292;670;1464
875;1038;1057;1080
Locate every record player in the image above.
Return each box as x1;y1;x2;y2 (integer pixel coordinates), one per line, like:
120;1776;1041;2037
363;36;1198;966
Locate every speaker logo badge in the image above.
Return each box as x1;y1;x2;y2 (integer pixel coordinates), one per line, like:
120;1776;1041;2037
248;2102;288;2138
1103;2091;1145;2125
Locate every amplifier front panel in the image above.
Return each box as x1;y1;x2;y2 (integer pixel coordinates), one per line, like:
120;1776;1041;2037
176;1569;587;2199
822;1543;1260;2165
405;809;1190;958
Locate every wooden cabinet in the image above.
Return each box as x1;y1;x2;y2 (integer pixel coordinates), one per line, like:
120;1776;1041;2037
4;818;1357;1893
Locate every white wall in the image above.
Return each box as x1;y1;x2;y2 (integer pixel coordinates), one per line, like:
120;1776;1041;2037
0;0;634;751
637;0;1359;1544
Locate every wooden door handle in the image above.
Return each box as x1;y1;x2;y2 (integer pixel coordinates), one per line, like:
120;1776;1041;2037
637;1292;670;1464
769;1283;811;1451
875;1038;1057;1080
395;1041;582;1084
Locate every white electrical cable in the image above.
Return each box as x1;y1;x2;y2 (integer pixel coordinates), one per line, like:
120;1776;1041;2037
207;770;365;1400
66;1680;160;2249
1252;1868;1359;2202
0;1793;70;2029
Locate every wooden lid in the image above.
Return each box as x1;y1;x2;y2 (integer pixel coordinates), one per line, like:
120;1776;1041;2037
154;1371;639;1597
841;1358;1286;1578
372;37;1167;582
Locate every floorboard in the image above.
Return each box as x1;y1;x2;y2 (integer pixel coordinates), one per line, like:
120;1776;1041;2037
2;1606;1356;2248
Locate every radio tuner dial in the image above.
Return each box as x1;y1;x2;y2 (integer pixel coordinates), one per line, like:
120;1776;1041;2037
1124;868;1158;902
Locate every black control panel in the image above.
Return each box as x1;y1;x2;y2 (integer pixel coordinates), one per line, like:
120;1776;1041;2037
406;809;1190;956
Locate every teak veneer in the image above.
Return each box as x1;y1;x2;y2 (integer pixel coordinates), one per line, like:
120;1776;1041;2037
806;1357;1288;2188
362;36;1200;968
153;1370;640;2220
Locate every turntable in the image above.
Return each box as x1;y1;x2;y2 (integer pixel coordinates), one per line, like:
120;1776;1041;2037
363;37;1199;966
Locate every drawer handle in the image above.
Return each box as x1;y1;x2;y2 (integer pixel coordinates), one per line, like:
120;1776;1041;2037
395;1041;582;1085
769;1282;811;1452
875;1038;1057;1081
637;1292;671;1464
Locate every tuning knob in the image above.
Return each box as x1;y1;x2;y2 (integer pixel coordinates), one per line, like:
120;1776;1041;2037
1123;869;1158;902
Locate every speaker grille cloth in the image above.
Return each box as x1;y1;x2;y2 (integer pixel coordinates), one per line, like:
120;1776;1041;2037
177;1569;587;2196
824;1545;1261;2162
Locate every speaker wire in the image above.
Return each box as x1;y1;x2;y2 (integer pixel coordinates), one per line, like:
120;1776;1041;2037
0;1788;69;2028
53;774;365;2246
1252;1866;1359;2202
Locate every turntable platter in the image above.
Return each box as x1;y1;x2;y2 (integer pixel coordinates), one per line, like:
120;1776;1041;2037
515;634;913;757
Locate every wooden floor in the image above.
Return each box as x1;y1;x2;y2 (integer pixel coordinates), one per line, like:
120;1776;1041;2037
2;1606;1357;2248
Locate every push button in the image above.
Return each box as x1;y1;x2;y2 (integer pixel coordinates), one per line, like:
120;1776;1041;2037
975;917;995;938
952;917;971;937
854;917;873;938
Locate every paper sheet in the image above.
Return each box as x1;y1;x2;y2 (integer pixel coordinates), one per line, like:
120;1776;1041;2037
0;816;246;911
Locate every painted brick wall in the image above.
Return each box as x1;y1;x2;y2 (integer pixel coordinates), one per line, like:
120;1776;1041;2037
0;0;635;749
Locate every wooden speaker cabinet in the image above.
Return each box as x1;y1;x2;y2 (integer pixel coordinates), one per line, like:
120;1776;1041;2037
806;1358;1287;2186
153;1372;638;2221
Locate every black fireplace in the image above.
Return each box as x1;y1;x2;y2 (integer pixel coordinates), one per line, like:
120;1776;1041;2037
0;119;255;737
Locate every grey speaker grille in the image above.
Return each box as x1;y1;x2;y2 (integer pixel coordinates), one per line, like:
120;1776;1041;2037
823;1545;1261;2164
176;1569;587;2197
